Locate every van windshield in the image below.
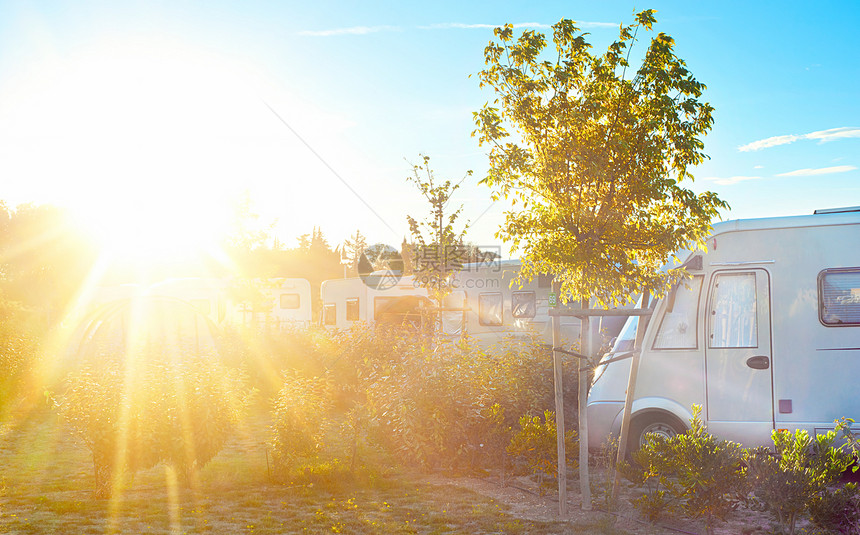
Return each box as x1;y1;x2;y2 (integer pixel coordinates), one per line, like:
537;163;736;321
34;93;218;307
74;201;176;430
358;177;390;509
611;315;639;353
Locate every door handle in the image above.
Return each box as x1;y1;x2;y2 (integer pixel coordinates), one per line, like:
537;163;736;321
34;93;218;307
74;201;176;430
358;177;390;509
746;355;770;370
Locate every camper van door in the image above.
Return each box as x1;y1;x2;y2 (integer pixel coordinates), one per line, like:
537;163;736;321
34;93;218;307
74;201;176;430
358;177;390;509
704;269;774;444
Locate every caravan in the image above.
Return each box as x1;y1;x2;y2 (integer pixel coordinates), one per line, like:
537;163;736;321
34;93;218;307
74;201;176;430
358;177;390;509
587;207;860;451
320;260;625;347
89;277;313;331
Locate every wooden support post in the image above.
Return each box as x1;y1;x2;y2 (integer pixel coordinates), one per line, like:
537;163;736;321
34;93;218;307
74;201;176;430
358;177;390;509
612;292;650;500
551;282;567;517
579;300;592;511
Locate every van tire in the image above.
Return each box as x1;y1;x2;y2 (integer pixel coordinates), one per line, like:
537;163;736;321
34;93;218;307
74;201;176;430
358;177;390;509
627;413;686;458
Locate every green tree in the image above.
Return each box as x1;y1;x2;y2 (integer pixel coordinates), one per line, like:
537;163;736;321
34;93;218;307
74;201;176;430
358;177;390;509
473;10;728;306
405;155;471;305
341;230;368;277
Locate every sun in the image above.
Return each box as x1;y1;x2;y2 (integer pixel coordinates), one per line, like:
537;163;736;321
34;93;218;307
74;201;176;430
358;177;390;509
74;192;231;265
18;38;275;268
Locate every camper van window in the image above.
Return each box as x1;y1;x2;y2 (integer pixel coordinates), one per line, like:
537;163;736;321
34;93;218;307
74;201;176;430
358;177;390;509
708;273;758;348
346;298;359;321
373;297;397;321
280;293;301;310
653;276;703;349
479;293;503;326
323;304;336;326
819;269;860;325
512;291;537;318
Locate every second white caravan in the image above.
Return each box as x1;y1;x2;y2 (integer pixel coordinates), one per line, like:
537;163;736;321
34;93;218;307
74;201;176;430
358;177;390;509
320;260;625;348
587;207;860;452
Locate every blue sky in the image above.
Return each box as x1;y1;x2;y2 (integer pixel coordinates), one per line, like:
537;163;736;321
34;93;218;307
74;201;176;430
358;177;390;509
0;1;857;257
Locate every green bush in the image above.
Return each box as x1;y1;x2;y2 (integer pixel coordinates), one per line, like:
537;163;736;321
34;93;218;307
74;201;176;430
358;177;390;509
809;482;860;535
0;295;43;413
269;371;334;477
507;410;577;496
261;324;571;477
622;406;747;533
217;325;327;399
366;336;479;469
55;349;250;497
746;429;853;535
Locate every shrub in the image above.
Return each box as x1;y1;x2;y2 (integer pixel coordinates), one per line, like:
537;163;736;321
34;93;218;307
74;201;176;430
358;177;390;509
746;429;853;535
366;336;479;469
269;371;334;477
809;482;860;535
590;435;621;513
0;296;42;412
835;417;860;472
622;406;747;533
55;349;250;497
263;324;571;477
507;410;577;496
217;325;327;399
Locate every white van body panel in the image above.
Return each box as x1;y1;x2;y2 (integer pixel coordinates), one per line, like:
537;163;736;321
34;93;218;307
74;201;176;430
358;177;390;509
587;209;860;449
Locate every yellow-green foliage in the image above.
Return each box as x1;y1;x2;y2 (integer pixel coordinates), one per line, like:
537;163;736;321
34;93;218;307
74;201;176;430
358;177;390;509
0;294;43;410
746;429;853;535
474;11;728;306
622;406;747;532
507;410;577;495
55;350;250;497
269;371;334;476
266;324;567;476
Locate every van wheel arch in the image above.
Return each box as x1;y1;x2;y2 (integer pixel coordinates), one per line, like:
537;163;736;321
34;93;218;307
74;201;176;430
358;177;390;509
627;411;686;456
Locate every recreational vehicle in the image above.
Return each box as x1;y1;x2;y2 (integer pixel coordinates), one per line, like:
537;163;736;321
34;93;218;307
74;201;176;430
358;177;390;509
320;274;432;329
149;277;313;329
320;260;625;347
587;207;860;452
88;277;313;331
250;278;313;329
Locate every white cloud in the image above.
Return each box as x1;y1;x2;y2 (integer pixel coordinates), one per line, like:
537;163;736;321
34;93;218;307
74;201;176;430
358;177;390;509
303;20;617;37
420;22;550;30
420;20;617;31
776;165;857;177
806;127;860;143
298;25;401;37
738;134;801;152
702;175;762;185
738;127;860;152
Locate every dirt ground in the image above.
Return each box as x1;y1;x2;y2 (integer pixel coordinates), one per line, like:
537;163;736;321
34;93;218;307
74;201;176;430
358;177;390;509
427;472;784;535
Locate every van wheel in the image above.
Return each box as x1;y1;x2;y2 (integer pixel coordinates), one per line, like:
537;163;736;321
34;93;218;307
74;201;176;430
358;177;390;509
627;413;685;456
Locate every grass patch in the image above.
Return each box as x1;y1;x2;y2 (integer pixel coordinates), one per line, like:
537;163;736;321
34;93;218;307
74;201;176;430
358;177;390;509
0;411;632;534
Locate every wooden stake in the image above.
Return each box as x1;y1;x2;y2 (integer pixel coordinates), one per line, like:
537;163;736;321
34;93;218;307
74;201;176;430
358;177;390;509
579;300;592;511
551;281;567;517
612;292;650;500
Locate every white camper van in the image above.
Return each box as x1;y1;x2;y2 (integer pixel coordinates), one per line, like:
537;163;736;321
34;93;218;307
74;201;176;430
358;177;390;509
320;274;433;329
320;260;624;347
267;278;313;329
587;207;860;452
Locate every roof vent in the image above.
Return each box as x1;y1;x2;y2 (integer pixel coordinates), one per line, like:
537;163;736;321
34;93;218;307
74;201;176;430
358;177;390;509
813;206;860;215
